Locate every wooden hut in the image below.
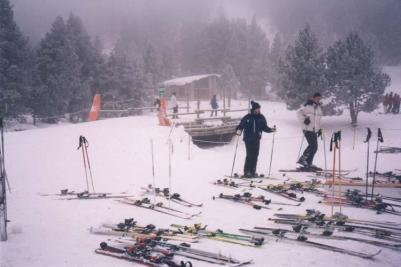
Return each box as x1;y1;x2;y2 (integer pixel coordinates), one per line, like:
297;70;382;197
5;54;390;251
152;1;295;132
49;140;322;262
162;74;221;101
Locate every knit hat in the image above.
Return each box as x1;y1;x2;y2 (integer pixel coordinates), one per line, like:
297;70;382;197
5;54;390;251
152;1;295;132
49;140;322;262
251;101;261;111
313;92;322;98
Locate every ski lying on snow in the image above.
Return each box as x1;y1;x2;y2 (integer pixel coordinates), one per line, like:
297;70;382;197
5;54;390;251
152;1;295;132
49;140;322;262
238;228;381;259
111;238;253;266
95;242;193;267
141;186;203;207
244;227;401;249
58;194;134;200
116;198;199;220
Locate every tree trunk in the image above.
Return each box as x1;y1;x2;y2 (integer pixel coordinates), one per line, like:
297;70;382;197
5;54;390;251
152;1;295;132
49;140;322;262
350;101;358;124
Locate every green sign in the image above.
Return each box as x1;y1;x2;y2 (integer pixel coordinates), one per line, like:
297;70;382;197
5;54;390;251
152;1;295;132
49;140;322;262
159;85;166;97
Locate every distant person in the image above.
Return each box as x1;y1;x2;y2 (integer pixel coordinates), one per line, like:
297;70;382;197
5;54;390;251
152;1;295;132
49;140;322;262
153;97;160;112
393;93;400;114
170;92;178;119
383;93;389;113
297;92;323;171
210;95;218;117
387;92;394;113
236;101;276;178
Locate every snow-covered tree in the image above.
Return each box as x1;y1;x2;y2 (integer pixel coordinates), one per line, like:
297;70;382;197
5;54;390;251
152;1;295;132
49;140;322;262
220;64;239;106
32;16;83;121
279;26;327;110
0;0;32;118
326;32;390;124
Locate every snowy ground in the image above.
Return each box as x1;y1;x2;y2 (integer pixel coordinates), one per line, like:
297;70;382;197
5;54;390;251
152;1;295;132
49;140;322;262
1;99;401;267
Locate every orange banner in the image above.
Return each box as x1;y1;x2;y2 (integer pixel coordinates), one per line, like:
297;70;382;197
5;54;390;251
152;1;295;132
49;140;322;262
88;94;101;121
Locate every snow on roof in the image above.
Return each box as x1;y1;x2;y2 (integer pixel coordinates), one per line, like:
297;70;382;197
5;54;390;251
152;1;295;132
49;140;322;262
163;74;221;87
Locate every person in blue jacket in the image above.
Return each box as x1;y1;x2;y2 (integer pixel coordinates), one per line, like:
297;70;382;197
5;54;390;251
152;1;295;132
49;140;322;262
236;101;276;178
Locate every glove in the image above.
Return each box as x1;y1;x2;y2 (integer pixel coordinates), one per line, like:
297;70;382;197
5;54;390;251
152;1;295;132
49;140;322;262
304;117;311;125
236;129;242;136
271;126;277;132
317;129;322;137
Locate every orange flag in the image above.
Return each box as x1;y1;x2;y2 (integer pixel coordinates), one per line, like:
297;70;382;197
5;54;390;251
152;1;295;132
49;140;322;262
88;94;101;121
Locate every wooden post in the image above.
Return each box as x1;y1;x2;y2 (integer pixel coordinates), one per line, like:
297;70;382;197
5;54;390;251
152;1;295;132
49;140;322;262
186;84;190;113
223;83;226;117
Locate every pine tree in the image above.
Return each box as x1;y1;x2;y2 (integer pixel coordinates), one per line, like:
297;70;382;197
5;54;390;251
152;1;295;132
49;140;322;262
220;64;239;107
103;47;149;109
268;33;284;93
0;0;31;118
33;16;82;121
326;32;390;124
279;26;327;110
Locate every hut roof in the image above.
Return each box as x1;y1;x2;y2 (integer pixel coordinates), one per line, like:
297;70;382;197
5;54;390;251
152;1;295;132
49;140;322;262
163;74;221;87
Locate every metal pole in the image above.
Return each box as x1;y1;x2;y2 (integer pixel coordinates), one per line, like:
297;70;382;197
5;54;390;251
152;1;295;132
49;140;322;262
297;135;305;160
338;133;342;213
322;130;327;173
371;141;380;200
79;137;90;192
168;139;172;208
84;143;96;193
364;128;372;199
150;139;156;204
268;126;276;177
230;134;241;179
188;134;191;160
331;133;336;217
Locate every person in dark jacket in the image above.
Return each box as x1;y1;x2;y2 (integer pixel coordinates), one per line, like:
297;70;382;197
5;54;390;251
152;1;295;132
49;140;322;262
210;95;219;117
236;101;275;177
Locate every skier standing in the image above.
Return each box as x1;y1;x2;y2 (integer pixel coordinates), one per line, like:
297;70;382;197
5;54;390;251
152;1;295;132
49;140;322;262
170;92;178;119
236;101;275;178
297;93;323;170
387;92;394;113
210;95;218;117
383;93;389;113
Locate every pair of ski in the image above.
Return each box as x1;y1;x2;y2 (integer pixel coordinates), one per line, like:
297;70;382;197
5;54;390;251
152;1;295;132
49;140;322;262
268;218;401;243
141;186;203;208
320;198;401;216
243;226;401;250
170;224;264;247
213;193;300;210
275;210;401;228
96;241;193;267
117;198;201;220
40;189;134;200
238;228;382;259
110;238;253;266
91;224;199;243
279;168;355;177
224;173;278;183
256;185;306;202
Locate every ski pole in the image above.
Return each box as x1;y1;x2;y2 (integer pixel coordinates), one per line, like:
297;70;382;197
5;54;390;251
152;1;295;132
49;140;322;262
83;139;95;193
188;134;191;160
168;139;172;208
322;129;327;176
364;128;372;199
371;128;384;200
230;133;241;179
297;135;305;160
352;124;357;150
150;139;156;204
166;121;176;144
330;131;340;217
78;136;90;192
337;131;342;213
268;125;276;177
0;118;10;192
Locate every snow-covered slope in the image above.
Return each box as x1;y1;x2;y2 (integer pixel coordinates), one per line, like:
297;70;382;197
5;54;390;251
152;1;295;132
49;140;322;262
1;101;401;267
